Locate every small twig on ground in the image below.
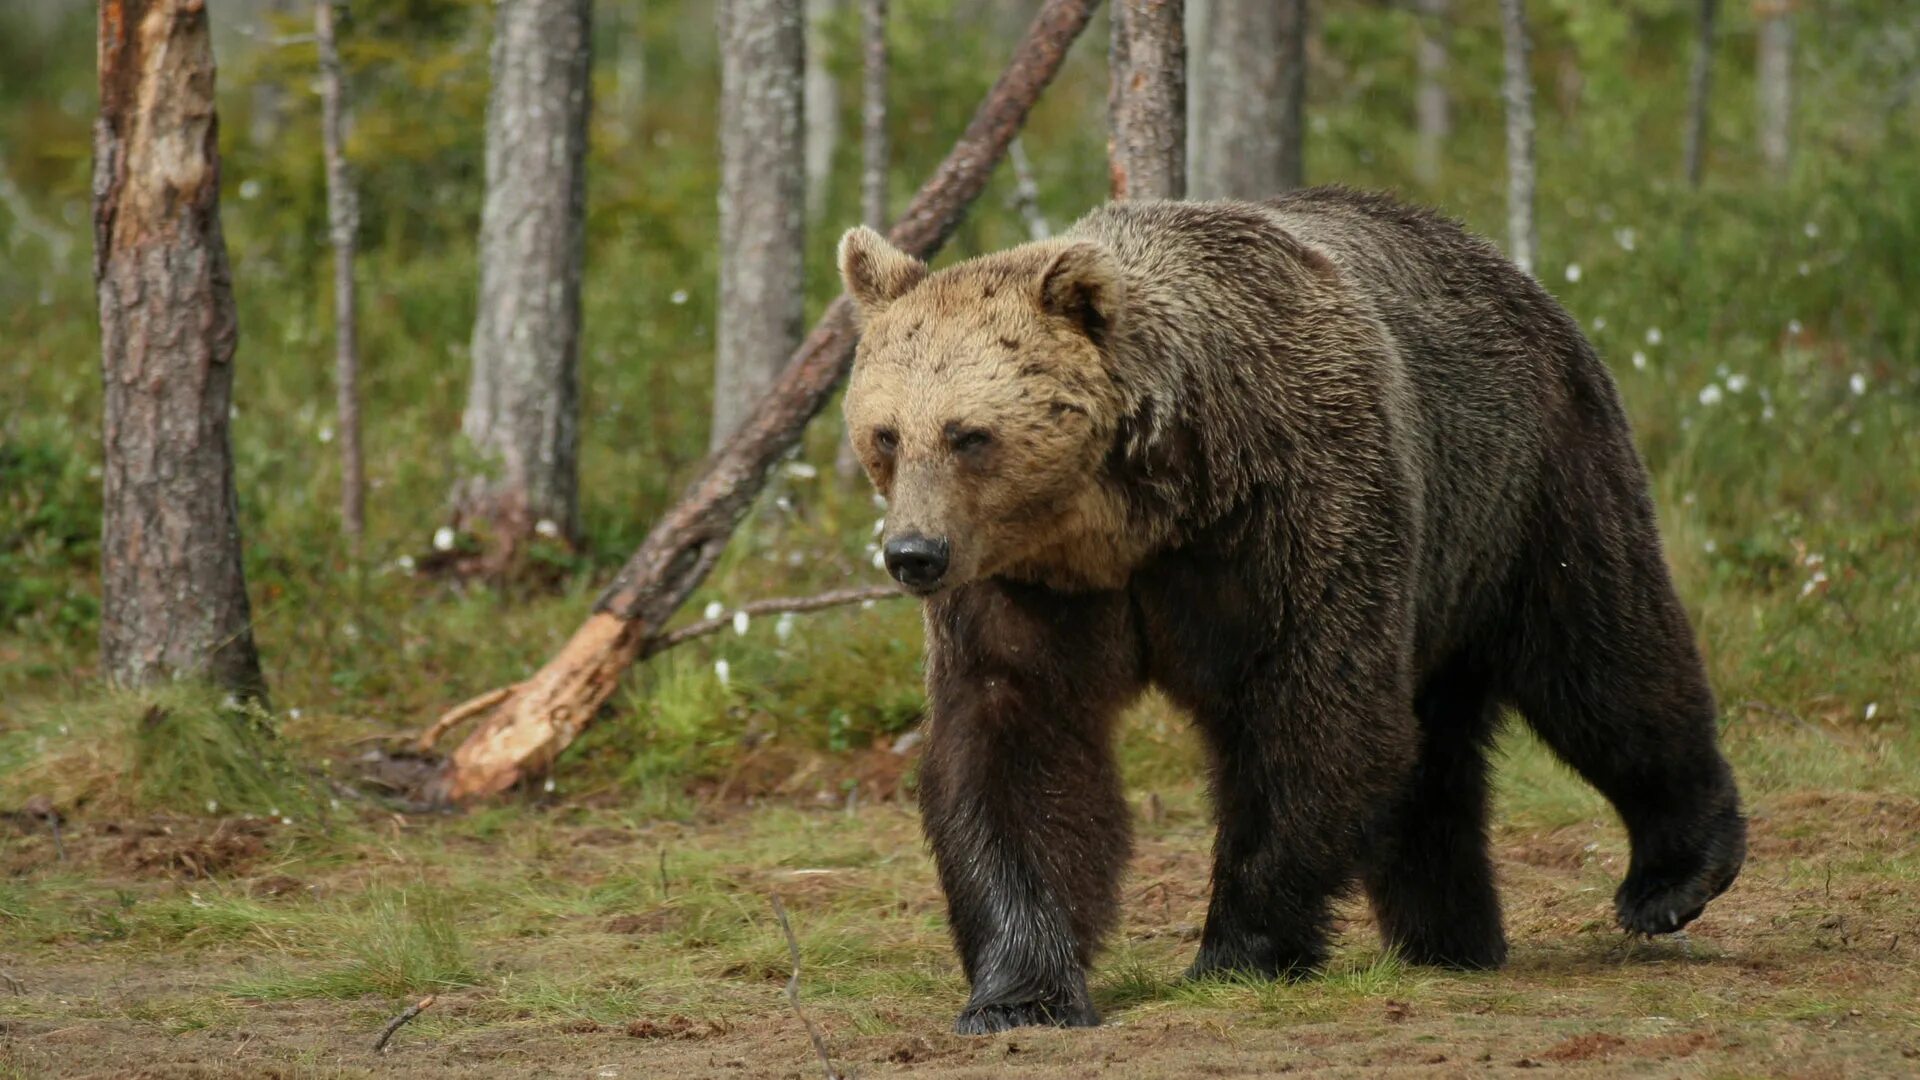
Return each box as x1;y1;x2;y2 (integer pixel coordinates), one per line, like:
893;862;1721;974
658;847;671;901
1738;699;1838;743
1;971;23;994
649;585;903;652
372;994;436;1053
24;794;64;862
771;896;842;1080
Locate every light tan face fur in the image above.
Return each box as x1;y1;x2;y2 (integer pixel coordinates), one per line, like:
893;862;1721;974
838;226;1129;594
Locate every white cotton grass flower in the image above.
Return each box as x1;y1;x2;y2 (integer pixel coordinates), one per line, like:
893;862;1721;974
1564;263;1582;284
1631;351;1648;370
1864;702;1879;721
1850;373;1868;396
206;800;219;814
1698;384;1724;407
1614;227;1637;252
670;289;689;305
775;612;796;643
239;178;262;201
872;518;886;536
732;610;750;636
1645;327;1664;346
433;526;456;552
1725;373;1749;394
280;816;294;826
534;518;560;539
703;601;724;620
1803;221;1820;239
542;778;556;794
1592;316;1608;332
1798;261;1811;277
783;461;819;480
713;659;730;687
395;554;416;573
872;547;886;570
1787;319;1803;336
318;426;334;444
871;493;888;510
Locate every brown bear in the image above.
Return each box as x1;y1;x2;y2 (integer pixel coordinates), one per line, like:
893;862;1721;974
837;188;1745;1036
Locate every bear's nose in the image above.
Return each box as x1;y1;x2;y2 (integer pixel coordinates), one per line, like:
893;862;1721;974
883;534;951;591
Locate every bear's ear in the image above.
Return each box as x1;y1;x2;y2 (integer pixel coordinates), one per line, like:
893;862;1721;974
838;226;928;318
1037;242;1125;348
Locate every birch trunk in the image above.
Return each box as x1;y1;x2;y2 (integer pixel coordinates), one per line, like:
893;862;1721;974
859;0;889;231
713;0;807;452
1683;0;1717;187
1414;0;1450;187
1107;0;1185;201
455;0;592;546
94;0;265;697
315;0;363;542
1190;0;1305;198
1499;0;1537;275
804;0;842;220
1756;1;1793;179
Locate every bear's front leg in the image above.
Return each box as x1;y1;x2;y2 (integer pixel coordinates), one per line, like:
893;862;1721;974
917;581;1143;1035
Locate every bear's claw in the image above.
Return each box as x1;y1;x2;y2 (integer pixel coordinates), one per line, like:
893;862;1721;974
1614;802;1746;936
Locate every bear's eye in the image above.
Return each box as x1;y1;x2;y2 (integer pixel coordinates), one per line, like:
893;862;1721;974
948;428;993;454
872;428;899;456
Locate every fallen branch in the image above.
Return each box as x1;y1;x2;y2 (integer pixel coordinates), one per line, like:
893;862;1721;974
372;993;435;1053
416;584;902;752
772;896;842;1080
0;971;22;995
422;0;1101;804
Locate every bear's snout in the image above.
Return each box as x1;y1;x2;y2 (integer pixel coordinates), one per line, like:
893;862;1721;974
883;533;951;592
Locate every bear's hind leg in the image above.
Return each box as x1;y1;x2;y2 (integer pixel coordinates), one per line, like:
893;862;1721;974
1508;518;1746;937
1361;661;1507;969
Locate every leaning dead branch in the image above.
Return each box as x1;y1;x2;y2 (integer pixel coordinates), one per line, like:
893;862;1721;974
372;993;436;1053
421;0;1101;805
772;896;842;1080
416;584;903;753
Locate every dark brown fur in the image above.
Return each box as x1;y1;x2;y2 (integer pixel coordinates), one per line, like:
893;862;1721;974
839;188;1746;1035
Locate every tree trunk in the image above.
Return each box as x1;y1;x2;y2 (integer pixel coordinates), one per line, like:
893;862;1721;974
859;0;889;231
315;0;364;543
804;0;842;220
455;0;592;547
1499;0;1537;275
1755;1;1793;180
1414;0;1450;187
424;0;1101;805
1189;0;1305;198
613;0;646;119
713;0;807;452
248;0;296;150
1683;0;1717;188
94;0;265;698
1107;0;1185;201
838;0;889;480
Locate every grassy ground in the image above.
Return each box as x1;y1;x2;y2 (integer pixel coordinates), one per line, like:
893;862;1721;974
3;1;1919;1076
3;711;1919;1078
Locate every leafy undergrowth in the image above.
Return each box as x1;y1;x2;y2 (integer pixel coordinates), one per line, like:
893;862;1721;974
2;713;1918;1078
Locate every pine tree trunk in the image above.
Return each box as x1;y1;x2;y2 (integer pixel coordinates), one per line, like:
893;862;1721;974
94;0;265;697
455;0;592;547
1683;0;1717;188
713;0;807;452
1414;0;1450;187
315;0;364;543
804;0;842;220
1499;0;1537;275
1108;0;1185;201
1756;1;1793;180
1190;0;1305;198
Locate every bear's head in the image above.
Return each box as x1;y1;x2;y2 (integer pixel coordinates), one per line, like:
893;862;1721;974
838;225;1132;596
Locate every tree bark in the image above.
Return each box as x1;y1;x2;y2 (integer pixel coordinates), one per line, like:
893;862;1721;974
803;0;842;220
713;0;807;452
94;0;265;698
1107;0;1185;201
315;0;364;543
1499;0;1537;275
1755;1;1793;180
1189;0;1305;198
859;0;889;231
425;0;1103;805
1414;0;1450;187
1683;0;1717;188
454;0;592;546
